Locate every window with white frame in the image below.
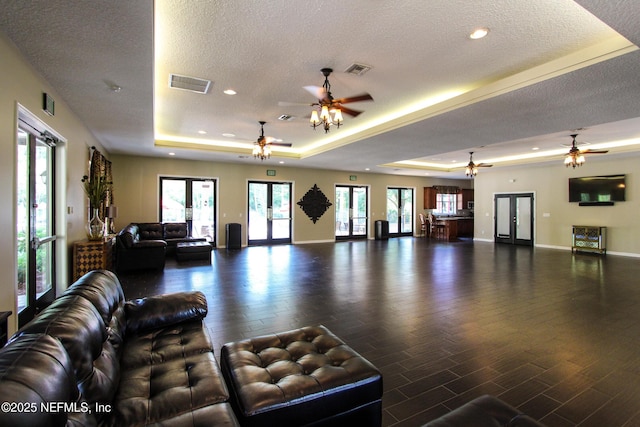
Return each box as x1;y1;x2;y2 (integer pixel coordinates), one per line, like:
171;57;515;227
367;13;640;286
435;193;457;215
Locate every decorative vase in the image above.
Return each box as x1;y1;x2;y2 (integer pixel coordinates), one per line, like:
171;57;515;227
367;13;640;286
87;208;105;240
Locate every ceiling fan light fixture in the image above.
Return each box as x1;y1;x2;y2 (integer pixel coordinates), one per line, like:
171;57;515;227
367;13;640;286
465;164;478;177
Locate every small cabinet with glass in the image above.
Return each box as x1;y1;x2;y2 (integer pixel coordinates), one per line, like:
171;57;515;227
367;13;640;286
572;225;606;255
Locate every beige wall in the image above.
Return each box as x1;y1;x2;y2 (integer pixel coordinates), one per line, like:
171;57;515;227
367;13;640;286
473;155;640;255
1;33;106;333
111;154;472;245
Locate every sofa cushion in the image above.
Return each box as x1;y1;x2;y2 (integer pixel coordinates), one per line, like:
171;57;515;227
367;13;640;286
107;351;231;426
137;222;164;240
120;320;214;370
125;291;208;334
164;222;188;239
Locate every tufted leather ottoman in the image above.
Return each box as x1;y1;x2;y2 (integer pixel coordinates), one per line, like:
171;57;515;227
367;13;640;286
176;241;212;262
220;325;382;426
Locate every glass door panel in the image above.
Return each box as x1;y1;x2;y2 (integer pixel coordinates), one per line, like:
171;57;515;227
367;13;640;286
161;179;186;221
401;189;413;233
271;183;291;240
516;196;532;240
352;187;367;236
248;182;268;241
335;187;350;237
34;139;54;300
17;130;29;314
386;189;399;234
495;196;511;241
192;180;215;242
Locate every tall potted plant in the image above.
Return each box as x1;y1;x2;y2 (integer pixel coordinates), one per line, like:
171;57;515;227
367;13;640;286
82;175;111;240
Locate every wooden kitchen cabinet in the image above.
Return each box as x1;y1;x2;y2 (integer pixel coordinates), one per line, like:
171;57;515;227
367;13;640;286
424;187;437;209
457;189;474;210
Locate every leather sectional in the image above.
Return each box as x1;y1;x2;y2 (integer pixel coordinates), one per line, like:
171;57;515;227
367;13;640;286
0;270;239;426
115;222;207;272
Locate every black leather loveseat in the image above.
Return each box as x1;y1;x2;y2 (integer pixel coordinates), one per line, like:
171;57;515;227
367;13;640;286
0;270;239;426
116;222;207;272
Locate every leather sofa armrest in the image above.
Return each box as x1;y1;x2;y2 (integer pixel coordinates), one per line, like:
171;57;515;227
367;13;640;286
125;291;208;334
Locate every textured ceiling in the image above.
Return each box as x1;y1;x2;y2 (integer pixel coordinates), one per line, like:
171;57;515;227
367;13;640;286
1;0;640;177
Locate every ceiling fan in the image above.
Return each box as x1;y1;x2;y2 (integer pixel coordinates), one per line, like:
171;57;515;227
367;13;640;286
279;67;373;132
564;134;608;168
465;152;492;177
253;121;291;161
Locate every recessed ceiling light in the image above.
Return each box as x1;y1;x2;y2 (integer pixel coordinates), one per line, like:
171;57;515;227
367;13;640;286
279;161;285;164
168;152;175;156
365;168;370;171
469;27;489;40
532;147;539;151
198;130;207;134
223;89;237;95
222;133;236;138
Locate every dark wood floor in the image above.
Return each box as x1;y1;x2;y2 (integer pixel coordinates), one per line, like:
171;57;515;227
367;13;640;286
119;238;640;426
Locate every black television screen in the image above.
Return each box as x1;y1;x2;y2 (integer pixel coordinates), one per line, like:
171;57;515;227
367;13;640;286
568;174;626;203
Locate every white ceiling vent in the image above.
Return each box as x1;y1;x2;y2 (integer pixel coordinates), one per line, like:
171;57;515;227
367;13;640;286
344;63;372;76
169;74;211;94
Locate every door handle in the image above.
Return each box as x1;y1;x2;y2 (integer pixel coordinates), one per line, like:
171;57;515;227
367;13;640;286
31;235;56;250
267;207;273;221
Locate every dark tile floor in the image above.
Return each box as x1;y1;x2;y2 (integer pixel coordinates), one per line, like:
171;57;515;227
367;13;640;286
119;238;640;426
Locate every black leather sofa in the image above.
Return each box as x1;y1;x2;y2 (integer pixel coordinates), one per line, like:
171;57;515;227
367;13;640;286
115;222;207;272
423;394;546;426
0;270;239;426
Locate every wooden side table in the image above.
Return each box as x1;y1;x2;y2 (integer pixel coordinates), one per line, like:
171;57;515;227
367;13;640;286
0;311;11;347
72;237;115;281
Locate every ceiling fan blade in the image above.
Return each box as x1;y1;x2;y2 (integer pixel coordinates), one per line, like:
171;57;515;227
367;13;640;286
582;149;609;154
303;85;328;101
269;142;293;147
278;101;314;107
334;104;363;117
477;163;493;168
332;93;373;104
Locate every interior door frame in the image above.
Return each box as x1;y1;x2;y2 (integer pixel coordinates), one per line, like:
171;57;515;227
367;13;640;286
494;192;535;246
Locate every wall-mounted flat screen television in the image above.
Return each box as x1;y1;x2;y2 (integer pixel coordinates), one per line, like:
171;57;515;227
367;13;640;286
568;174;626;203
